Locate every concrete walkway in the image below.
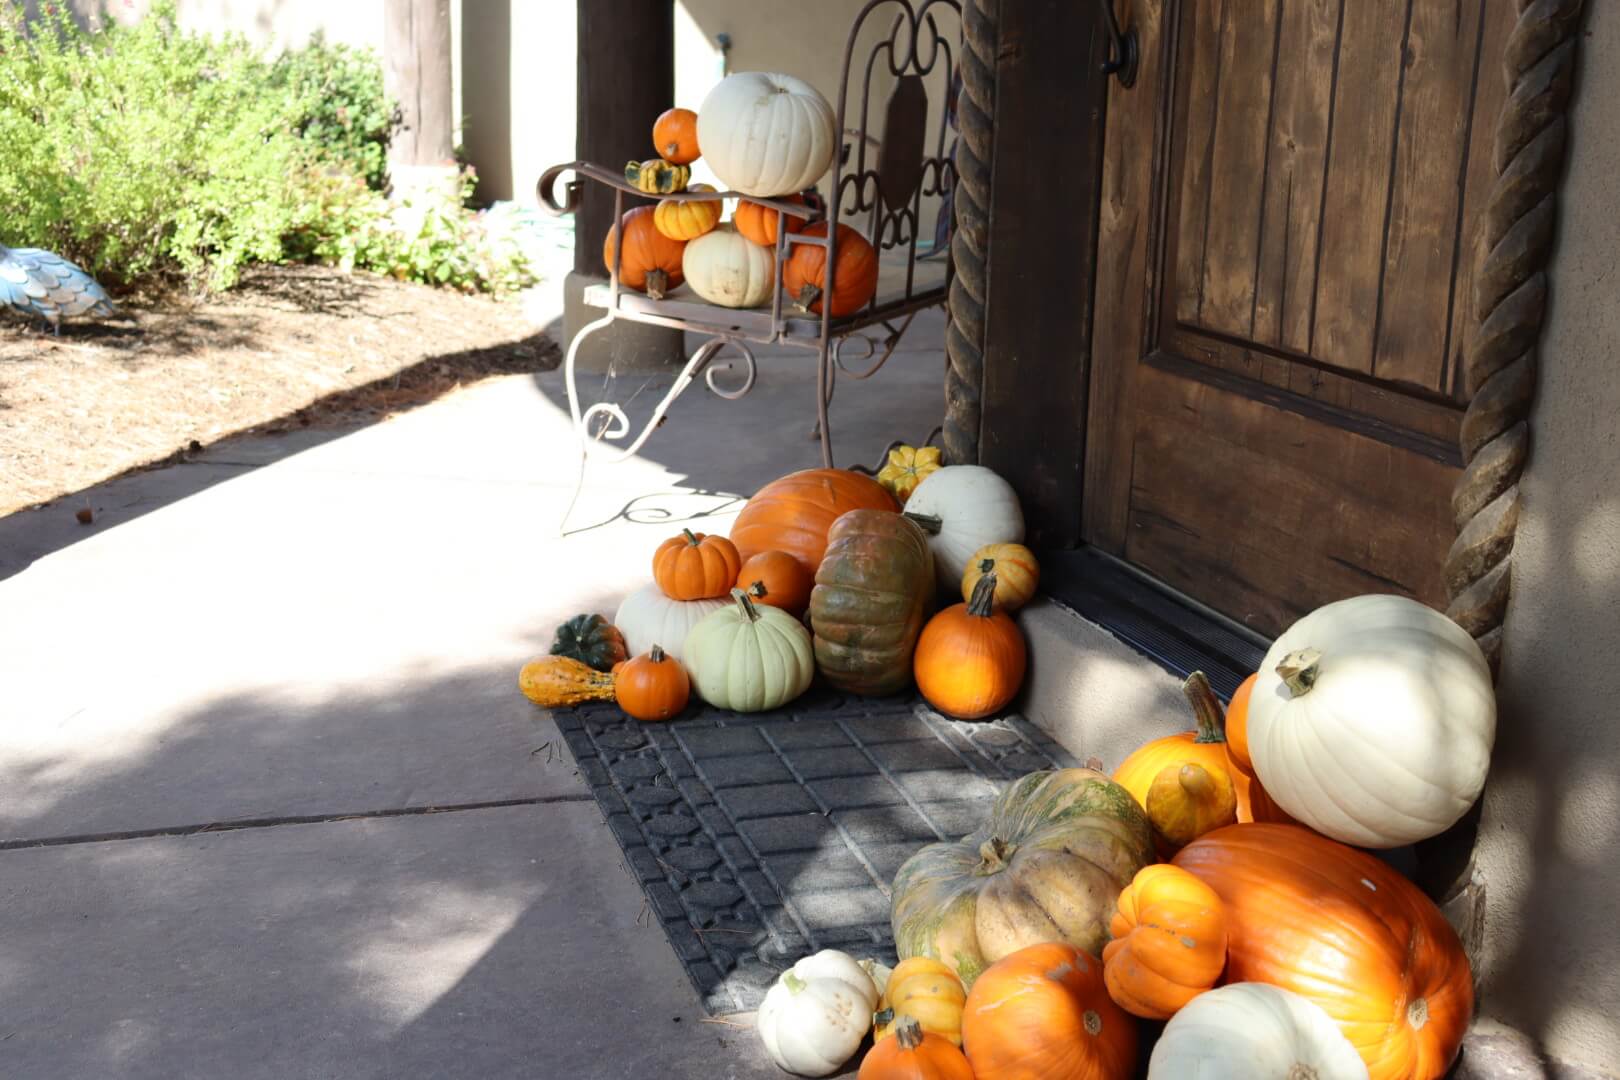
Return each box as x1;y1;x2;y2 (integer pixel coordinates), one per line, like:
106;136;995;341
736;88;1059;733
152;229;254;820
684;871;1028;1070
0;316;947;1079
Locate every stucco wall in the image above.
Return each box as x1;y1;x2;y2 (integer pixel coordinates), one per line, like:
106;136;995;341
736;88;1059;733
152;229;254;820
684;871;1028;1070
1475;3;1620;1070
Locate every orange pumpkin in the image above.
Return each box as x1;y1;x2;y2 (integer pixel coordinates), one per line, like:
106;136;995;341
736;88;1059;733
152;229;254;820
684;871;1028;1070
729;467;899;574
784;223;880;316
734;194;808;248
1222;673;1295;825
652;529;742;600
913;573;1026;720
1112;671;1238;851
962;942;1137;1080
1102;864;1227;1020
860;1016;973;1080
1175;823;1474;1080
736;549;814;617
613;644;690;722
652;107;700;165
602;205;686;295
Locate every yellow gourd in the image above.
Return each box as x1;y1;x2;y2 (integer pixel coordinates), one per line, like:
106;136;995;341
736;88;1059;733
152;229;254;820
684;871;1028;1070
518;656;615;707
653;184;721;241
625;158;691;194
960;543;1040;611
873;957;967;1047
875;443;942;504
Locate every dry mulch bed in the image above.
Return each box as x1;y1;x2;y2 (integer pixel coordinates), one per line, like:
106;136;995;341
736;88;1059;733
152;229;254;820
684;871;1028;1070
0;265;559;516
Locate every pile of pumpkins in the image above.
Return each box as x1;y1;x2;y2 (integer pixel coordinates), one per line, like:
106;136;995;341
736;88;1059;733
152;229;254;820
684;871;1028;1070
751;591;1495;1080
606;70;880;316
520;450;1037;724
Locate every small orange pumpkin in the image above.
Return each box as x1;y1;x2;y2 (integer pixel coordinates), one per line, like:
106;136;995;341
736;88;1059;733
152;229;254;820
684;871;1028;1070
873;956;967;1047
962;942;1137;1080
784;223;880;317
860;1016;973;1080
1112;671;1239;851
602;205;686;296
614;644;690;722
652;107;700;165
652;529;742;601
1102;864;1227;1020
736;550;814;617
1223;673;1296;825
734;193;808;248
913;572;1026;720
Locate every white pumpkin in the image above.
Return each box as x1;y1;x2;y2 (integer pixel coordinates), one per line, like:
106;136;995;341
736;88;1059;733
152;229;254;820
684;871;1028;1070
613;584;727;665
1149;983;1369;1080
682;224;774;308
757;949;880;1077
697;71;836;197
1247;594;1496;848
685;588;814;712
902;465;1026;589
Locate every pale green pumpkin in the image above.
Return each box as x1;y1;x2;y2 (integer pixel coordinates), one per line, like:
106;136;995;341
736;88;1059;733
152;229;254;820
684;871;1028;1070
685;588;815;712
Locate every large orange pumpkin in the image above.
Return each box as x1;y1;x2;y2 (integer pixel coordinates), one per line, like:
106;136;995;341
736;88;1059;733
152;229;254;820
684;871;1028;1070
729;467;899;574
602;205;686;295
961;942;1136;1080
784;223;880;317
1174;823;1473;1080
1222;673;1295;825
734;194;808;248
1102;864;1226;1020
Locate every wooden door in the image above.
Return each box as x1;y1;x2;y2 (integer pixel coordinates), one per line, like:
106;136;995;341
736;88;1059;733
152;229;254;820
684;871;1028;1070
1084;0;1513;636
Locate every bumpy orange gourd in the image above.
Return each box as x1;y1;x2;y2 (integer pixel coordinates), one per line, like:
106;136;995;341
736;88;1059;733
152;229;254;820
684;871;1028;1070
962;942;1136;1080
736;549;814;617
873;957;966;1047
1175;823;1474;1080
652;107;700;164
860;1016;973;1080
1102;864;1227;1020
613;644;690;722
784;223;880;316
1222;672;1295;825
653;184;721;241
960;543;1040;611
1113;672;1238;850
914;573;1026;720
729;468;899;573
652;529;742;600
734;193;808;247
518;656;615;707
602;205;686;295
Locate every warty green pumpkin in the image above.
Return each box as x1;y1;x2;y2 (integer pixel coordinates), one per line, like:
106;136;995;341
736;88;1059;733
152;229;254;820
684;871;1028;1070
809;509;935;696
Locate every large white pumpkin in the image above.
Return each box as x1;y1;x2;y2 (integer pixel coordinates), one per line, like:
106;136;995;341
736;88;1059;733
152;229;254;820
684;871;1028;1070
1149;983;1369;1080
682;224;774;308
613;584;727;665
697;72;837;197
756;949;880;1076
903;465;1025;589
685;588;814;712
1247;594;1496;848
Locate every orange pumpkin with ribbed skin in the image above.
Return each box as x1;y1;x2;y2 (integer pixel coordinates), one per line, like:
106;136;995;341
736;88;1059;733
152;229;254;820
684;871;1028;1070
602;206;686;293
736;550;813;617
1112;672;1238;851
652;529;742;600
962;942;1137;1080
652;107;700;164
1222;673;1296;825
730;467;899;574
1102;864;1226;1020
613;645;690;722
913;573;1026;720
734;194;808;247
861;1017;973;1080
1175;824;1474;1080
784;223;880;316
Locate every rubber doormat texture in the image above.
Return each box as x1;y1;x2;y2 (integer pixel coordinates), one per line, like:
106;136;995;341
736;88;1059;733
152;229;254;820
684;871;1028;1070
553;689;1078;1013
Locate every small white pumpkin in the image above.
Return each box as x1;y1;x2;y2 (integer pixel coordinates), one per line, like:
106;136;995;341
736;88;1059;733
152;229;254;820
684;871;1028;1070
757;949;880;1077
1247;594;1496;848
902;465;1026;589
682;224;774;308
1149;983;1369;1080
697;71;837;197
684;588;814;712
613;583;727;665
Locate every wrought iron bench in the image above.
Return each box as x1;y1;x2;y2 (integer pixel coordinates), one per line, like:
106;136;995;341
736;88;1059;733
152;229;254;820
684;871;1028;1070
537;0;959;469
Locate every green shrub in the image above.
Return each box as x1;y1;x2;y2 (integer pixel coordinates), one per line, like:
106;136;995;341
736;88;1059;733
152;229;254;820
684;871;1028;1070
270;33;397;191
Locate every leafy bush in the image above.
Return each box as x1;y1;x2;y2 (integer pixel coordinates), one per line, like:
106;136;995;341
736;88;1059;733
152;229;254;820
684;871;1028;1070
270;33;396;191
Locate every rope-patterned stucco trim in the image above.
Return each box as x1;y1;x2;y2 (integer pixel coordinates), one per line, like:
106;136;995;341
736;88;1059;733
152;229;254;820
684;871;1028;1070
1444;0;1584;673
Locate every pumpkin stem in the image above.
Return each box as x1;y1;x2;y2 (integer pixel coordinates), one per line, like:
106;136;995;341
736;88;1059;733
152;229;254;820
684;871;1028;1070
782;971;808;995
747;580;769;599
873;1007;894;1030
903;512;943;535
979;557;996;573
1287;1067;1320;1080
973;836;1017;876
1181;671;1227;744
894;1015;925;1051
649;644;665;664
682;528;701;546
792;282;822;313
1277;647;1324;697
646;268;669;300
730;586;761;623
967;572;998;617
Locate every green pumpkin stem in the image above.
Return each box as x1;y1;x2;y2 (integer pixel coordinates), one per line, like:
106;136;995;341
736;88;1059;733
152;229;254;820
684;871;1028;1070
730;587;761;623
649;644;665;664
894;1015;925;1051
682;528;700;546
873;1007;895;1029
1278;648;1323;697
1181;671;1226;744
967;572;998;617
973;836;1017;876
903;511;943;535
747;580;768;599
783;971;808;994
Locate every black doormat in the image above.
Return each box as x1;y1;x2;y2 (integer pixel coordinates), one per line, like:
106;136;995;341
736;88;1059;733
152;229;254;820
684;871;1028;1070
553;689;1079;1013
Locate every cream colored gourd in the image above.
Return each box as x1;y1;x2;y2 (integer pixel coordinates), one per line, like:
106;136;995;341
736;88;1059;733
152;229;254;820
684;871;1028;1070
682;224;774;308
1247;594;1496;848
1148;983;1369;1080
684;588;814;711
757;949;881;1077
903;465;1026;589
697;72;836;196
613;584;727;665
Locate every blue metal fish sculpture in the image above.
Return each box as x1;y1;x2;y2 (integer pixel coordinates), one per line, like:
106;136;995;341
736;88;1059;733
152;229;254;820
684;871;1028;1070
0;243;118;333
